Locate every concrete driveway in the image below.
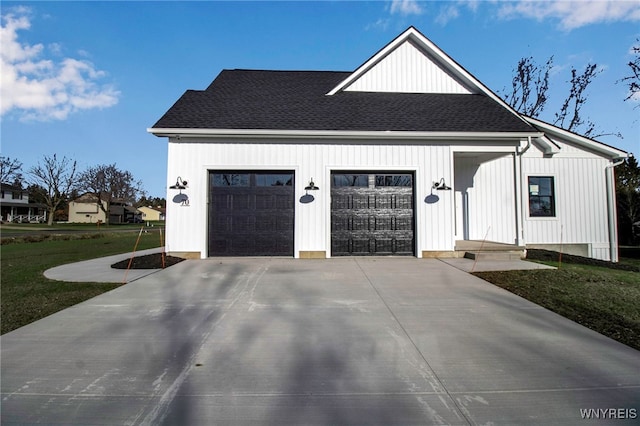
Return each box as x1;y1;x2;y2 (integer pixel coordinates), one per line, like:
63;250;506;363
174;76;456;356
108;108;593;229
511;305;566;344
2;258;639;425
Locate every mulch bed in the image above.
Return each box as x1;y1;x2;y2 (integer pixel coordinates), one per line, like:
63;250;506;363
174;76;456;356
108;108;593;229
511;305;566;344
111;253;185;269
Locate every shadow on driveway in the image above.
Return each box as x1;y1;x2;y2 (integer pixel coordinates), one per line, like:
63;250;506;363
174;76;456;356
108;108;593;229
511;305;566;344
2;258;639;425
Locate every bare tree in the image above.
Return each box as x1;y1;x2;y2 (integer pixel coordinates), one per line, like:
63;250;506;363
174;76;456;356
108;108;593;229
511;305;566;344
77;164;142;225
503;56;553;117
503;57;620;138
620;38;640;106
554;63;601;137
28;154;77;226
0;156;23;185
616;156;640;245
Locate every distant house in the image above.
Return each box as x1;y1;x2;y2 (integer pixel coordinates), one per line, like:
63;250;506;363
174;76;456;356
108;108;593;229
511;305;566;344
149;26;628;261
138;206;166;221
0;183;47;223
68;193;140;224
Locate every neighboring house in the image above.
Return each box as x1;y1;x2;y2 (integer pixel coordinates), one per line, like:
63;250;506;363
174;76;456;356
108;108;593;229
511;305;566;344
138;206;166;221
149;27;628;261
69;193;140;224
0;183;47;223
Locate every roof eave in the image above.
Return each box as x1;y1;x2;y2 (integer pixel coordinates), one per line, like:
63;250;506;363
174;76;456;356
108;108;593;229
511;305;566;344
148;127;542;141
524;116;629;159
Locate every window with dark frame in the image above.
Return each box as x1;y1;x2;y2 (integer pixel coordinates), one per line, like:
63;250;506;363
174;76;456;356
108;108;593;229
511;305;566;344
528;176;555;217
375;174;412;187
331;174;368;187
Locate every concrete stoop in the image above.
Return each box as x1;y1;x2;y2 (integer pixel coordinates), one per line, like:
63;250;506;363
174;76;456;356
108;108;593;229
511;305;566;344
463;250;524;261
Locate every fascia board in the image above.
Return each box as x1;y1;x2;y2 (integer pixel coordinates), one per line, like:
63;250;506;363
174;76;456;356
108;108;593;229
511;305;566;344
524;116;629;159
148;127;542;141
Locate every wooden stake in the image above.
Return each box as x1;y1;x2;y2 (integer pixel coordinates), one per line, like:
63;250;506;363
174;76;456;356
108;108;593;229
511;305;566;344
160;227;166;269
472;226;491;273
123;227;144;284
558;224;563;269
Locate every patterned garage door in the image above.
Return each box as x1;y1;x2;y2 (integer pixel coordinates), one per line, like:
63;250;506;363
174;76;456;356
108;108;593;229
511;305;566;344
208;171;294;256
331;173;414;256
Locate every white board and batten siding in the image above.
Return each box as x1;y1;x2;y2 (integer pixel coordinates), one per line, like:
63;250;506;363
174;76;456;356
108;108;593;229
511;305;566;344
165;140;456;258
454;154;517;245
344;41;472;94
522;142;612;261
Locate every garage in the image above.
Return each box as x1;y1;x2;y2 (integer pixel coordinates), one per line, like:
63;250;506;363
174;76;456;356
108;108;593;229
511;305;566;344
331;173;414;256
208;171;294;256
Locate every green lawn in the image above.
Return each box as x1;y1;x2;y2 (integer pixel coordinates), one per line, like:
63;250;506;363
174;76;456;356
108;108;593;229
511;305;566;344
474;260;640;351
1;231;161;335
0;222;164;238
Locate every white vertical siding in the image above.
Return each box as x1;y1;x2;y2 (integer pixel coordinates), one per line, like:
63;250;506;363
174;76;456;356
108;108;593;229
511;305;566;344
454;154;516;244
166;140;454;257
522;150;611;260
166;137;615;261
345;41;471;94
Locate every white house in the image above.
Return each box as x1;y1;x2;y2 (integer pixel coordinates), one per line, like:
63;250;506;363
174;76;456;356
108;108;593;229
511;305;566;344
138;206;166;222
68;193;140;224
149;27;627;261
0;183;46;223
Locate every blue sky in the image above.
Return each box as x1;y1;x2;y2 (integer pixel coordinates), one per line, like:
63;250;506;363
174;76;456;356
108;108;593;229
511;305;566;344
2;1;639;198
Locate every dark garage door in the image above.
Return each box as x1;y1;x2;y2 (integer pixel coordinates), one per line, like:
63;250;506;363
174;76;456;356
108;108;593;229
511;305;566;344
209;171;294;256
331;173;414;256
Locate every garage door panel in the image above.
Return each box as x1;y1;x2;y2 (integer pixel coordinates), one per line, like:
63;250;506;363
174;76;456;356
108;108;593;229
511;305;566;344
331;173;414;256
232;194;251;210
255;215;274;231
275;195;294;209
209;171;294;256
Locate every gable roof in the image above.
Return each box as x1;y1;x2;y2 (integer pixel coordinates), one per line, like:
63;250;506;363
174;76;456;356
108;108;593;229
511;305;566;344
149;26;550;139
151;69;535;135
328;26;476;96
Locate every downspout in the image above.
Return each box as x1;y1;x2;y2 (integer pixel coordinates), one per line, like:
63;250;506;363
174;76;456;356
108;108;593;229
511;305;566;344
514;136;532;247
605;157;626;262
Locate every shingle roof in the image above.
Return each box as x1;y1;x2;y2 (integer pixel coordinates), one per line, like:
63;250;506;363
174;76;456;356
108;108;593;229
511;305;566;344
152;69;534;133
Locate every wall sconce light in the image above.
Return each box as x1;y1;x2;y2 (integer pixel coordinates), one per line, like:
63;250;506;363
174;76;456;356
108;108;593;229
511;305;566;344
304;178;320;193
432;178;451;191
170;176;189;206
169;177;188;190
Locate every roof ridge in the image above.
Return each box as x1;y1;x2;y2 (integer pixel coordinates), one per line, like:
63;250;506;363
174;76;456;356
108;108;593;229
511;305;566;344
224;68;351;74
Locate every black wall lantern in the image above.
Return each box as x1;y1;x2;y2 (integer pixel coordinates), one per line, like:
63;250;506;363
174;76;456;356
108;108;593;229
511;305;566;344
432;178;451;191
304;178;320;192
170;176;189;206
169;176;188;190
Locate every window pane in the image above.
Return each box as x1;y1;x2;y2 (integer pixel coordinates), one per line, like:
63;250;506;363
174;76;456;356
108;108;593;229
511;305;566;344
332;174;368;187
375;175;412;187
528;177;555;217
256;174;293;186
212;174;249;187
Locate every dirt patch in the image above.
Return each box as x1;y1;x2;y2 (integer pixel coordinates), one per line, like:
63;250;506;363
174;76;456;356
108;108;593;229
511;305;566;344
526;249;640;272
111;253;185;269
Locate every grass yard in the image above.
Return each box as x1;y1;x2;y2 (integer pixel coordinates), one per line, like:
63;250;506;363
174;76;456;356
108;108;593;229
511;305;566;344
1;231;161;335
474;260;640;351
0;222;164;238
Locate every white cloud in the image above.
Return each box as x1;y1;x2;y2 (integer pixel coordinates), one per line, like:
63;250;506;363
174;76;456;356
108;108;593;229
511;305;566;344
436;4;461;25
498;0;640;30
390;0;423;16
0;9;119;121
365;18;391;31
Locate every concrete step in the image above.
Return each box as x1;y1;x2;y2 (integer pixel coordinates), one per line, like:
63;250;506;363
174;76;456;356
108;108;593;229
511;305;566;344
464;250;524;261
